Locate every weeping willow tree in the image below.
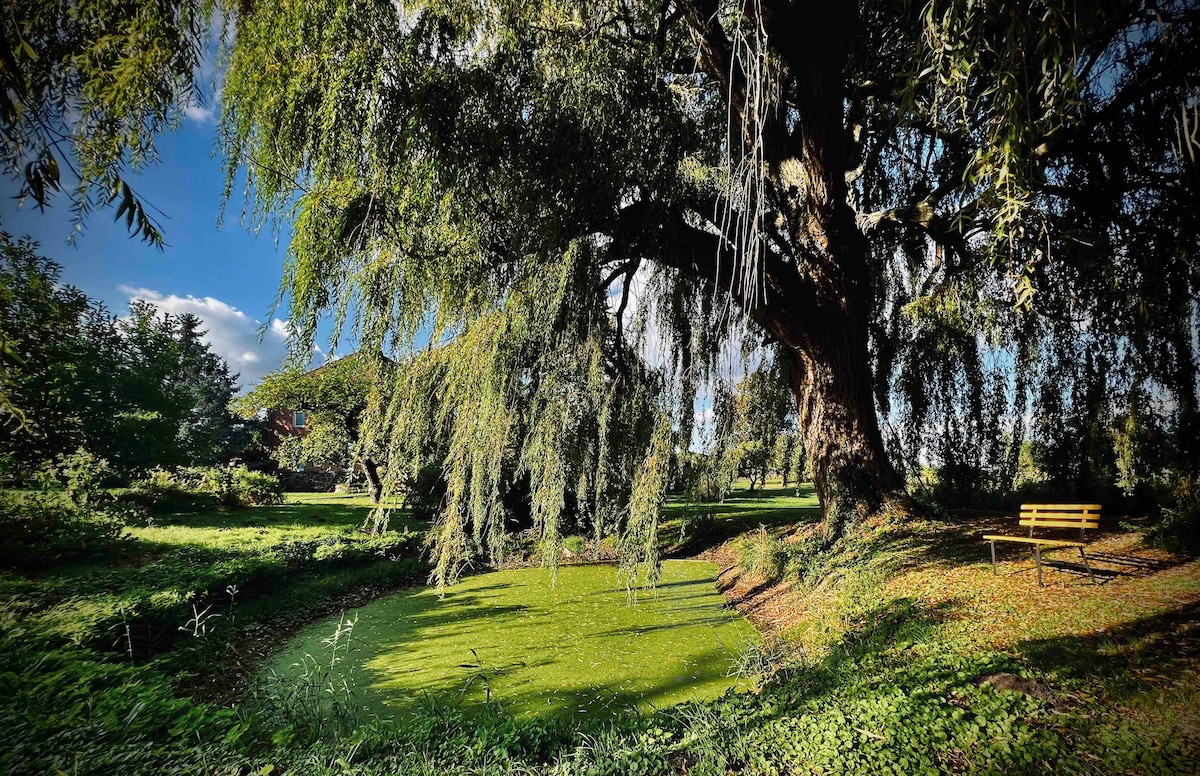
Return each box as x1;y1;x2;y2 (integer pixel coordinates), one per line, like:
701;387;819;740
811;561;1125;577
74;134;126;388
4;0;1199;580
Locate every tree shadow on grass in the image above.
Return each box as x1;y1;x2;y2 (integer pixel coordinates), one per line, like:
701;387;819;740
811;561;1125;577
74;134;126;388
1015;601;1200;696
150;502;375;530
871;513;1191;585
665;512;823;560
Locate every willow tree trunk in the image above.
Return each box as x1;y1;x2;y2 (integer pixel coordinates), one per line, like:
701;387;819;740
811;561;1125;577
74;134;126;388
779;317;911;541
670;0;912;539
363;458;382;504
770;13;912;539
755;200;915;539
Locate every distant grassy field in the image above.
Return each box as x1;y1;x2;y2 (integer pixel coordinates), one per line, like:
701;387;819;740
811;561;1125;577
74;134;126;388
266;560;757;721
660;480;821;555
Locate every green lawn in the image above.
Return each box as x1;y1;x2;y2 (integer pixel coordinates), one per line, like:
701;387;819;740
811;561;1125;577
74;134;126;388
660;481;821;554
266;560;757;721
0;492;423;651
4;484;1198;775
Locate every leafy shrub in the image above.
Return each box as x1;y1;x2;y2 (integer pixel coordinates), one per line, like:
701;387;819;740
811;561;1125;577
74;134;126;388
0;451;23;487
121;468;218;514
232;467;285;505
124;466;283;510
561;535;587;556
0;491;136;569
1;450;140;568
1145;476;1200;555
34;448;114;506
271;532;422;569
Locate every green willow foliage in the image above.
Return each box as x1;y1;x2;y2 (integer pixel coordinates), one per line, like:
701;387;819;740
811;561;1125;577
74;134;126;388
868;2;1200;502
4;0;1198;577
0;0;220;243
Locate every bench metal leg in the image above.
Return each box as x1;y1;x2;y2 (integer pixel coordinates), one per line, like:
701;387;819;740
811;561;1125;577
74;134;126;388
990;541;997;574
1079;547;1096;585
1034;545;1044;586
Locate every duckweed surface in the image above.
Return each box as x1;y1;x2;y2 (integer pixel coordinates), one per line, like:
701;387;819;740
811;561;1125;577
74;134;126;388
266;560;755;720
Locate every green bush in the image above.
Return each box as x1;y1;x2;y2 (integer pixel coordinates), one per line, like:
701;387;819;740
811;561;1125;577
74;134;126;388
124;466;283;511
562;534;587;556
1145;476;1200;555
122;469;218;514
1;450;140;569
33;448;117;505
232;467;285;506
0;491;135;569
271;532;422;569
403;462;446;520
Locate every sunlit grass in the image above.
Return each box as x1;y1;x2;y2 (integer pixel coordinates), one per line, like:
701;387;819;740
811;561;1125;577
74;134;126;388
0;492;418;644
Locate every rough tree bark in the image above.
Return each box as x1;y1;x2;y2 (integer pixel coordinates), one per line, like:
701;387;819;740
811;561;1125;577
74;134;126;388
777;318;912;540
666;0;915;539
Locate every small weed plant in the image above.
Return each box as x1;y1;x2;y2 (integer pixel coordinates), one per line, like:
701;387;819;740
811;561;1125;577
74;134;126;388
250;613;365;746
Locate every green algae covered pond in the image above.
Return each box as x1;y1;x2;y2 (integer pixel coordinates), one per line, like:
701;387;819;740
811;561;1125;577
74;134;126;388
264;560;756;721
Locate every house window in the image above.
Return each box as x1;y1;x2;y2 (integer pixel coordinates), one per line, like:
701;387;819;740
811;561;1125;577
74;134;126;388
292;411;307;428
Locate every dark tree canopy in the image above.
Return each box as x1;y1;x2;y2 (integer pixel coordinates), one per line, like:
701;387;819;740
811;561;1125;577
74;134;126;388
4;0;1198;582
0;236;249;476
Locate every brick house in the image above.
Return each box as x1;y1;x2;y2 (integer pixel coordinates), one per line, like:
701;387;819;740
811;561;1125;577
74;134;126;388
264;406;313;450
260;353;389;479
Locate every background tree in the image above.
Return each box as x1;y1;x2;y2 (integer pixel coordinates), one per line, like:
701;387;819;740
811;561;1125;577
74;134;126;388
0;236;249;477
0;234;113;473
707;361;796;494
735;364;795;491
108;303;249;471
773;430;805;490
6;1;1198;577
237;355;388;503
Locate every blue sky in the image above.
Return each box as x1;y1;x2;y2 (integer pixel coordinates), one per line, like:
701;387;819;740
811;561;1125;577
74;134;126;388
0;113;337;386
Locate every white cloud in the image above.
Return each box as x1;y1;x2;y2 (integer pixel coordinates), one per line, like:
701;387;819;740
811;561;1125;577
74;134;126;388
183;103;215;125
119;286;303;386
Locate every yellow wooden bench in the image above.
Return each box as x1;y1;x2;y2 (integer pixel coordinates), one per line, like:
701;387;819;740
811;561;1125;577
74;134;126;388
984;504;1100;586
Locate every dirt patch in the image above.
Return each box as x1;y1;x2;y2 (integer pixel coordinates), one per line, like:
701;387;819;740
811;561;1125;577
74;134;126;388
975;672;1055;702
695;529;809;636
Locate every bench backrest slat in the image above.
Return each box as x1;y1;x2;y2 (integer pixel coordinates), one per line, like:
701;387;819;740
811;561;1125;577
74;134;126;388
1019;503;1100;530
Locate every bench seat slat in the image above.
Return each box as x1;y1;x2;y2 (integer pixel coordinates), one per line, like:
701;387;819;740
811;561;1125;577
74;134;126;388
983;535;1085;548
